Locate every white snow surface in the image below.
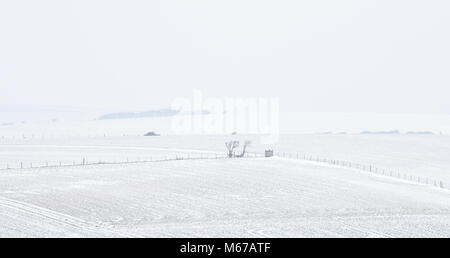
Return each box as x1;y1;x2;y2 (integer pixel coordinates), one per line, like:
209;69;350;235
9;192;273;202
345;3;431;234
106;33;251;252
0;157;449;237
2;134;450;187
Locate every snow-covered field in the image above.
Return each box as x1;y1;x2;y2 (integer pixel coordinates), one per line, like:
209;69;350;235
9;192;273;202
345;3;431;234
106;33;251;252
0;157;449;237
2;134;450;187
3;0;450;239
1;117;450;237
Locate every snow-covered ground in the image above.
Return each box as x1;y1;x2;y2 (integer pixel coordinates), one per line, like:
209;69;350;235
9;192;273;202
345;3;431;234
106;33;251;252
2;134;450;188
2;111;450;186
0;157;449;237
1;115;450;237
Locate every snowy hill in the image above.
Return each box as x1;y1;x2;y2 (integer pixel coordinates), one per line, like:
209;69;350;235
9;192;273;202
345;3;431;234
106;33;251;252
0;158;448;237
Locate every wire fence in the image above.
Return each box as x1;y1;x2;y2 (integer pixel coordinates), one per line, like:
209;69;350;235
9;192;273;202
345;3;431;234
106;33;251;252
274;152;447;190
0;152;264;171
0;150;446;191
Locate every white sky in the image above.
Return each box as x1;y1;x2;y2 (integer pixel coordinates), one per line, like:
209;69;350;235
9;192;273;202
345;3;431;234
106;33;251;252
1;0;449;114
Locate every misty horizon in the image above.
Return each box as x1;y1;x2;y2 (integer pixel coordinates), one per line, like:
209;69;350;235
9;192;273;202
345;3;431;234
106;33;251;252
1;1;450;240
1;0;450;115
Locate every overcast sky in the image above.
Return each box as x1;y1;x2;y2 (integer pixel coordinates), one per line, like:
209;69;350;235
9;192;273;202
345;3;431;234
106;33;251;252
1;0;449;114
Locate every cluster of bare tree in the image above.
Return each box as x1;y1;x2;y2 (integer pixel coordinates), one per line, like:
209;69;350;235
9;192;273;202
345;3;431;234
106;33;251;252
225;140;251;158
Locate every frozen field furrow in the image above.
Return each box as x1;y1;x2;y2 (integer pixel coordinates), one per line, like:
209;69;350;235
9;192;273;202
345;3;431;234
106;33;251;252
0;158;449;237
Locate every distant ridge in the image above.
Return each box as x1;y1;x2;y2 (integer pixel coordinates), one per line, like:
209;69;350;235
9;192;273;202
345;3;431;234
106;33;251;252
361;130;400;135
98;109;179;120
405;131;434;135
360;130;434;135
98;109;210;120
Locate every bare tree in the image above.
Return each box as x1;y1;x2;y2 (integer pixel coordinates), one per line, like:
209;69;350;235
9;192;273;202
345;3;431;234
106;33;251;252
225;141;239;158
236;141;251;158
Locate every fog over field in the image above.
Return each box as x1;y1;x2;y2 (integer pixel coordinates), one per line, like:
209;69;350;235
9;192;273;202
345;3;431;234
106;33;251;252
1;0;450;238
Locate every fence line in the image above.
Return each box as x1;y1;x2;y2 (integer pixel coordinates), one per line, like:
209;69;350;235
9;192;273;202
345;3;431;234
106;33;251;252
275;152;447;190
0;152;264;171
1;150;446;190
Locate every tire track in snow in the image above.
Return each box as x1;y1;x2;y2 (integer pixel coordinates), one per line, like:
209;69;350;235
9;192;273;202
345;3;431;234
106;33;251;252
0;197;138;237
